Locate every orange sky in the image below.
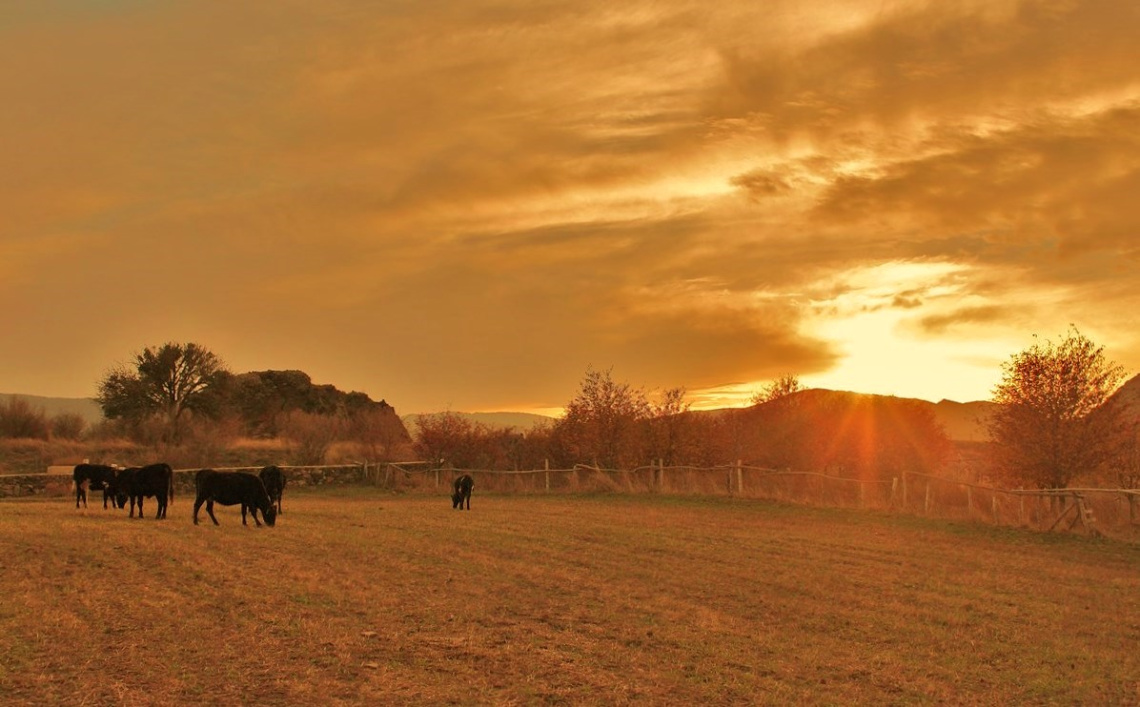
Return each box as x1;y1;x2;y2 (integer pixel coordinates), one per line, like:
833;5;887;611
2;0;1138;415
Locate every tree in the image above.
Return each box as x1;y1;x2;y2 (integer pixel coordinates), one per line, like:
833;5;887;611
645;387;694;466
751;373;804;405
987;328;1128;489
96;342;229;438
0;397;50;440
554;367;650;469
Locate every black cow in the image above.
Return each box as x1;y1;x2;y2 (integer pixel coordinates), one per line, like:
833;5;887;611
73;464;123;509
193;469;277;527
259;465;286;515
110;463;174;519
452;474;473;510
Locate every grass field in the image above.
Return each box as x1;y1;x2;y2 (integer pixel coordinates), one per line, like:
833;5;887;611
1;488;1138;705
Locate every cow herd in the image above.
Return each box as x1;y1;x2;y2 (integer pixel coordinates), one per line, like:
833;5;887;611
72;463;287;527
72;463;473;524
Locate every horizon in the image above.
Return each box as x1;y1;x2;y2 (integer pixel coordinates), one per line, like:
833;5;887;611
3;1;1138;414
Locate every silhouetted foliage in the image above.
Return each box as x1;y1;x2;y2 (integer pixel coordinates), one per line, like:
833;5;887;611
987;328;1128;489
227;370;405;442
96;342;229;440
0;397;50;440
751;373;804;405
50;412;86;440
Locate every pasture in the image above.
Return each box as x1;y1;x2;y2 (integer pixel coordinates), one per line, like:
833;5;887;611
1;489;1138;705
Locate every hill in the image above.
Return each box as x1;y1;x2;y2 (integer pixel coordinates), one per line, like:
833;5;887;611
0;393;103;425
1108;372;1140;416
931;399;995;442
694;389;994;443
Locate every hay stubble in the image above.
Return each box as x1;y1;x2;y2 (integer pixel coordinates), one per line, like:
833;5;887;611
1;490;1138;705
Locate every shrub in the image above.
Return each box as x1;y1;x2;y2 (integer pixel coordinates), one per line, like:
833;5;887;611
0;397;50;440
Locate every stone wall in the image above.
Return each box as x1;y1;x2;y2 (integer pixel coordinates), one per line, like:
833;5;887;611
0;464;369;499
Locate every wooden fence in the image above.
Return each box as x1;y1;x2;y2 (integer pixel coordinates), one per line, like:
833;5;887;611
6;460;1138;540
372;461;1140;540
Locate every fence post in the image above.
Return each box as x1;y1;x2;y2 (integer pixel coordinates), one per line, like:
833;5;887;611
924;483;932;515
992;494;999;525
902;472;908;510
435;469;440;488
1019;494;1025;526
544;459;550;492
966;485;973;516
737;460;744;496
891;477;899;507
859;481;865;509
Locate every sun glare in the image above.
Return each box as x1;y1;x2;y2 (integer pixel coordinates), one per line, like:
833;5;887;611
802;261;1005;403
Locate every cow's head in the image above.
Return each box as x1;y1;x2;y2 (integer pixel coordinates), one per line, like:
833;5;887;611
114;491;128;509
262;506;277;527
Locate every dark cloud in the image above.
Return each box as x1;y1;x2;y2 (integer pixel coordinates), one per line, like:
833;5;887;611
915;305;1015;335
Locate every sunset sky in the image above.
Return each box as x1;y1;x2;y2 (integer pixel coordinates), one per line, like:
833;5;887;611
2;0;1138;415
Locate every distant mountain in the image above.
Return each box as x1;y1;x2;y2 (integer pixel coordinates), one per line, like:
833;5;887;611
932;399;995;442
403;411;555;435
0;393;103;425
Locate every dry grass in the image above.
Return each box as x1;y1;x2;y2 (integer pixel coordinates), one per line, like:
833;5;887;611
2;490;1139;705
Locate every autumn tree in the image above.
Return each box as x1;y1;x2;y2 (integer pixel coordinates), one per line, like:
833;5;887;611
644;387;695;466
987;328;1128;489
554;367;650;469
96;342;230;439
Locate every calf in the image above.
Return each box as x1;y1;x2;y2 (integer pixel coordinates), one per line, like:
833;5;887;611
452;474;473;510
111;463;174;519
73;463;122;509
193;469;277;527
259;465;286;515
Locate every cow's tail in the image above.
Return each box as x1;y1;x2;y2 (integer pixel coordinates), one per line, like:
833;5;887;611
167;466;175;504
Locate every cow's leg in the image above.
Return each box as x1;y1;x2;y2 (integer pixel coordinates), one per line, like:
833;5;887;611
206;499;220;526
249;505;263;527
241;504;249;526
193;496;205;525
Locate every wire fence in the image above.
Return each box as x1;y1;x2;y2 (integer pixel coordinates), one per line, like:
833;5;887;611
371;461;1140;541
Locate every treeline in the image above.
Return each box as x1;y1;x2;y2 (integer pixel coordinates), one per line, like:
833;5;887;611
413;369;952;481
0;397;87;441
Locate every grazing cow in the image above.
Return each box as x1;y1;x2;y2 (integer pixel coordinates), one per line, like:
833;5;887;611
73;464;123;509
259;465;286;515
452;474;473;510
193;469;277;527
110;463;174;520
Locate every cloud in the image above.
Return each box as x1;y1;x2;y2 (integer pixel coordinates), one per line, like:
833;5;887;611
3;0;1140;410
915;304;1014;335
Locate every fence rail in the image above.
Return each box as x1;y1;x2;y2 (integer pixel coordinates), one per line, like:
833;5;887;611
374;461;1140;540
5;460;1138;540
